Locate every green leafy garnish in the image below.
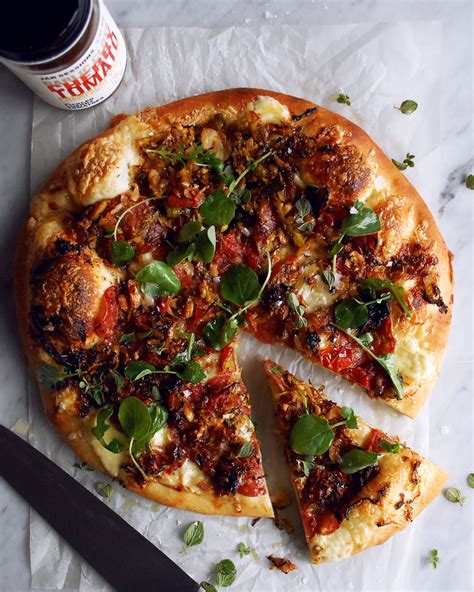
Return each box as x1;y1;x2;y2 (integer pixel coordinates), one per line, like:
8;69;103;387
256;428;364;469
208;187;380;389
290;408;356;456
95;482;113;501
79;374;104;406
379;439;400;453
168;222;216;266
336;93;351;106
287;293;307;328
444;487;466;506
334;324;404;399
321;269;336;292
146;144;224;175
119;332;135;345
91;406;127;453
269;364;284;376
466;175;474;190
236;442;253;458
334;291;392;330
215;559;237;588
329;201;381;277
429;548;439;569
395;100;418;115
37;363;82;389
361;277;411;317
237;542;252;558
110;240;135;265
124;361;157;381
178;220;203;243
392;153;415;171
301;455;316;477
194;226;217;263
203;251;272;350
200;189;236;227
294;197;314;233
467;473;474;488
183;520;204;547
200;583;217;592
135;260;181;297
167;243;195;267
340;449;381;474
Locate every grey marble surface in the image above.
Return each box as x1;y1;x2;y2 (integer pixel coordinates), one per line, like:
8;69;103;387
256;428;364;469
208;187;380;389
0;1;472;591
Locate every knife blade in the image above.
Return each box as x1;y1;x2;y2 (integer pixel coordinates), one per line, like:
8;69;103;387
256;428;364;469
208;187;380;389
0;425;200;592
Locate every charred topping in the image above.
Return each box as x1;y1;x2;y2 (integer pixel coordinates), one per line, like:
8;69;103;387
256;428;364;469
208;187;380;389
292;106;318;121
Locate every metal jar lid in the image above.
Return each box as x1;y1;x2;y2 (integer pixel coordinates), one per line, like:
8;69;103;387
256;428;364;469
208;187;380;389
0;0;92;64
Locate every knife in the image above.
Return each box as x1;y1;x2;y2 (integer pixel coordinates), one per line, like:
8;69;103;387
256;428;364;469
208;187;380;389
0;425;200;592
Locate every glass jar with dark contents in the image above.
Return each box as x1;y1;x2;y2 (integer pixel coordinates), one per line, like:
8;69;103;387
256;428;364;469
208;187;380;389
0;0;126;110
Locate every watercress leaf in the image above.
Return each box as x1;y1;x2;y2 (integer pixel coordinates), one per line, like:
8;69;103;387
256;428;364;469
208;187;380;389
221;264;261;306
167;243;195;268
190;146;224;174
110;240;135;265
340;449;380;474
194;226;216;263
109;369;124;389
466;175;474;190
149;403;168;433
119;332;135;344
221;165;235;186
200;583;217;592
136;260;181;296
380;439;400;453
237;542;252;557
124;361;157;381
184;520;205;547
290;414;334;456
335;299;368;329
231;187;251;205
377;354;404;400
301;455;315;477
91;406;127;453
444;487;466;505
203;316;238;350
118;396;151;441
236;442;253;458
95;482;113;501
37;363;65;389
341;202;381;237
287;293;307;328
200;189;236;227
361;277;411;317
340;406;357;429
321;269;336;291
467;473;474;489
358;332;373;347
178;220;203;243
215;559;237;588
397;100;418;115
269;364;284;376
176;360;206;383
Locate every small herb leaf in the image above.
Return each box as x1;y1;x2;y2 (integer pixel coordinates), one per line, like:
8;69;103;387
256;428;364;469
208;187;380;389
118;397;151;441
200;189;236;227
183;520;205;547
135;261;181;297
200;583;217;592
203;316;239;350
396;100;418;115
467;473;474;488
194;226;217;263
290;414;334;456
336;93;351;106
340;406;357;429
429;548;439;569
341;201;381;237
111;240;135;265
237;542;252;557
95;482;113;501
361;277;411;317
215;559;237;588
444;487;466;506
466;175;474;190
221;264;261;306
334;299;368;329
178;220;203;243
236;442;253;458
175;360;206;383
124;361;157;381
340;449;380;474
167;243;195;268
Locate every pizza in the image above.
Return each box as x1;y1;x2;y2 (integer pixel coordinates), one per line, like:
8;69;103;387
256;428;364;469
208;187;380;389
264;360;448;563
15;88;452;520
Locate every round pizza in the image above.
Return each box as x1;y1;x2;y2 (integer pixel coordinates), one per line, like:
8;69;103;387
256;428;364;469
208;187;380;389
15;88;452;519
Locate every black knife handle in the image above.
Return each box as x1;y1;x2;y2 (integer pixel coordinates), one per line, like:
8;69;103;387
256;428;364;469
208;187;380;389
0;425;200;592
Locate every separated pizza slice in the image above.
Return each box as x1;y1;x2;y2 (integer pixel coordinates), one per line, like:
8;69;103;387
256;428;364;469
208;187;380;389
264;359;448;563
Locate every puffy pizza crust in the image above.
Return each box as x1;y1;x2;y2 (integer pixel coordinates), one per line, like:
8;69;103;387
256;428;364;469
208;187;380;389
16;89;452;519
264;360;448;564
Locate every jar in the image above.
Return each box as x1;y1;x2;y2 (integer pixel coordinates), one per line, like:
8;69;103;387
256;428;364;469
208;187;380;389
0;0;127;110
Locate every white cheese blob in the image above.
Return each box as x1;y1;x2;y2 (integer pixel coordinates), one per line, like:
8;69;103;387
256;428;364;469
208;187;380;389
395;335;436;383
250;96;291;124
298;279;337;313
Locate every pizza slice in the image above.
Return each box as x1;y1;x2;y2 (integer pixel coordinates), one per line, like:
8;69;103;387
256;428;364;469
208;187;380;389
264;360;447;563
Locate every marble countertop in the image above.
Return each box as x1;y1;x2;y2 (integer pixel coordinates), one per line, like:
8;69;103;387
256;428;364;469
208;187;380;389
0;1;472;590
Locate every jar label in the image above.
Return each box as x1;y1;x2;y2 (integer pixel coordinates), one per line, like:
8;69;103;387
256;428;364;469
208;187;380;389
4;3;126;110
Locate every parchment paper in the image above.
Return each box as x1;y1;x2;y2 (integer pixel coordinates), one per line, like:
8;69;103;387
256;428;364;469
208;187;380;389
29;23;442;591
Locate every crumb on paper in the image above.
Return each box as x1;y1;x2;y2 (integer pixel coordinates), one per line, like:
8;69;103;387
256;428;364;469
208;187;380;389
273;509;295;534
271;489;292;510
11;418;30;436
251;517;261;527
267;555;297;574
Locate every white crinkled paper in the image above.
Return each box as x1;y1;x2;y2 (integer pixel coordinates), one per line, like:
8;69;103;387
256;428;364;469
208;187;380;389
30;23;442;591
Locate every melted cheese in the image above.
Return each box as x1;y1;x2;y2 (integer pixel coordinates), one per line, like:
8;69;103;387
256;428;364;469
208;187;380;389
395;334;436;383
158;459;210;493
87;415;127;477
249;96;291;124
298;279;337;313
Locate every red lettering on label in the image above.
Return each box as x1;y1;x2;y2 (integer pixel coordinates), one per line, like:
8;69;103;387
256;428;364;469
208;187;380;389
44;27;120;101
